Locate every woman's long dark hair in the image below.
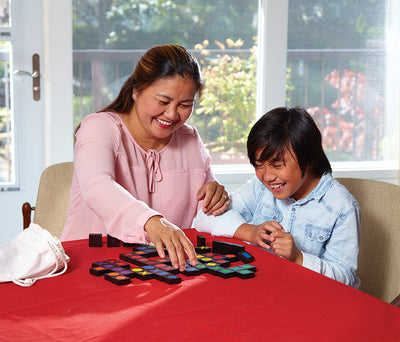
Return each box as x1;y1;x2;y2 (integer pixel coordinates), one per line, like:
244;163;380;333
101;44;203;114
74;45;203;137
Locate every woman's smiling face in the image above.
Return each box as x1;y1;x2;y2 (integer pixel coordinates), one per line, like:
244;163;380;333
131;75;197;149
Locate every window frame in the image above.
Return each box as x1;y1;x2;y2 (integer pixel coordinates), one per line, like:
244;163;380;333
213;0;399;190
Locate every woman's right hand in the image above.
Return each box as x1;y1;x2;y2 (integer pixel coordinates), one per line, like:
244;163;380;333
144;216;197;271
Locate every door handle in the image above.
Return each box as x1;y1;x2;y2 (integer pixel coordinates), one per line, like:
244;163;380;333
14;53;41;101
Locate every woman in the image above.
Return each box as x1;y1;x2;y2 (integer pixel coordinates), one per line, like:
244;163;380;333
62;45;229;271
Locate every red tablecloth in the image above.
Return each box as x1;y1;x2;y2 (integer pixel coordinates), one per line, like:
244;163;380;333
1;229;399;341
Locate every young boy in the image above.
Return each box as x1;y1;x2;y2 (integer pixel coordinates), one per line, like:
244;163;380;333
194;106;360;287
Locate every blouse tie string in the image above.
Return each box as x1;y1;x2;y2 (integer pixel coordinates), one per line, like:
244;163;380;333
145;149;162;193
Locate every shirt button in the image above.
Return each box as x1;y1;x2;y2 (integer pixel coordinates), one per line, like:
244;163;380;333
273;216;277;220
319;236;324;241
292;207;296;212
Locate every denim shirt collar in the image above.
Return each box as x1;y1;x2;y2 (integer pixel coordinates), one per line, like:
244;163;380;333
291;173;333;205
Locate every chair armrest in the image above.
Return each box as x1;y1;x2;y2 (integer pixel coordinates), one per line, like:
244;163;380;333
22;202;34;229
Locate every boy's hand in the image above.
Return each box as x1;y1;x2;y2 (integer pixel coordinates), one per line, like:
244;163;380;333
255;221;285;249
234;221;284;250
270;231;303;265
234;221;303;266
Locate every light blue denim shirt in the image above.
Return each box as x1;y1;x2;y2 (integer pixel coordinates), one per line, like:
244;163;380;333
194;173;360;288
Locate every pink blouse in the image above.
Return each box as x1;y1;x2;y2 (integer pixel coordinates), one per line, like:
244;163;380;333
61;112;215;243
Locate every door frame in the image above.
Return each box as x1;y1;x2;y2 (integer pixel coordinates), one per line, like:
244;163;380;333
0;0;73;244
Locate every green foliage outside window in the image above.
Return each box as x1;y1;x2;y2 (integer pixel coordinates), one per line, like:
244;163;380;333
190;39;257;154
190;38;294;156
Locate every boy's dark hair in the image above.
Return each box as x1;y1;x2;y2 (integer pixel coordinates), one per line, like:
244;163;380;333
247;106;332;176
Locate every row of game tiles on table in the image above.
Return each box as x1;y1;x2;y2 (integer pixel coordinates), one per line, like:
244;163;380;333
90;234;255;264
90;252;257;285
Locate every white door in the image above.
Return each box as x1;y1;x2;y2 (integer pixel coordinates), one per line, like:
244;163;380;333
0;0;73;244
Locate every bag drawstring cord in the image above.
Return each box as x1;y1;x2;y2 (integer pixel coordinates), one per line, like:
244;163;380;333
12;239;69;287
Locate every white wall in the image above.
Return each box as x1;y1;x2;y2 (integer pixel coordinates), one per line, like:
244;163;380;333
0;0;73;244
43;0;74;166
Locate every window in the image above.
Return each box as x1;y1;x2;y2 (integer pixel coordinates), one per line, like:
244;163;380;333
72;0;400;187
286;0;400;172
72;0;258;166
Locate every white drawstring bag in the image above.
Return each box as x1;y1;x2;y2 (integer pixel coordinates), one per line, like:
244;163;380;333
0;223;70;287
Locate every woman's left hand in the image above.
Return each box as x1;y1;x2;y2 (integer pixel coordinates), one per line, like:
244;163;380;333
197;181;229;216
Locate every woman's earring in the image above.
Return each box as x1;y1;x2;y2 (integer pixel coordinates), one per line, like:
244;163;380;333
133;94;137;100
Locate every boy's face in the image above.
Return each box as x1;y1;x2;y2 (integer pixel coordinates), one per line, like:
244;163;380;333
254;147;317;201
